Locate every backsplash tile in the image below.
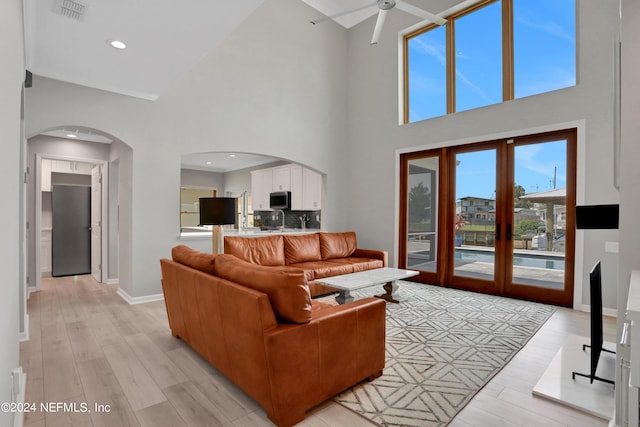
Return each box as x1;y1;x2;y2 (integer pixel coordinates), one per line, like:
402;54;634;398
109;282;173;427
254;210;321;230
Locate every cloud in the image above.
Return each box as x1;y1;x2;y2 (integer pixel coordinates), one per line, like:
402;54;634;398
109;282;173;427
515;144;567;185
413;36;494;104
515;13;575;44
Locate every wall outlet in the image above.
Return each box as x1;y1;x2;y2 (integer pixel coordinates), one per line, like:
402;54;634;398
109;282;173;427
605;241;619;253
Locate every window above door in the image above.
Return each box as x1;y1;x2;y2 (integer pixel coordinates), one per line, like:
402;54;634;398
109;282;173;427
403;0;576;123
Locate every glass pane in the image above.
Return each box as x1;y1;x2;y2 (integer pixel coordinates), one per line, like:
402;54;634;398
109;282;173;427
180;187;215;230
454;149;496;280
406;157;438;272
455;1;502;113
513;0;576;98
512;140;566;288
407;26;447;122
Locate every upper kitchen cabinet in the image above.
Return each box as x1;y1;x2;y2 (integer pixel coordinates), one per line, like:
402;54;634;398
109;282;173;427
41;159;94;192
251;169;273;211
272;166;291;192
251;164;322;211
291;165;321;210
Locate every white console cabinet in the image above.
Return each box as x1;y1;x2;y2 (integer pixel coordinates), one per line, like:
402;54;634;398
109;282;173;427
625;270;640;427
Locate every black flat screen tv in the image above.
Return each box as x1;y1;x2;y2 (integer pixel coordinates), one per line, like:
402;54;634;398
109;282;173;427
588;261;604;383
575;204;619;229
571;260;614;385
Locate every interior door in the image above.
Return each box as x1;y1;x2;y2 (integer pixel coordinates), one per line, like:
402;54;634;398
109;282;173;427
91;165;102;282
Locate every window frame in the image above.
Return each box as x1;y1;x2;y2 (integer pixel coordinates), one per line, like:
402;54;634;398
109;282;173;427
403;0;574;123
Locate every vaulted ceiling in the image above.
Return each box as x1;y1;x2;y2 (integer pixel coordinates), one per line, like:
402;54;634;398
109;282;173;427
23;0;468;101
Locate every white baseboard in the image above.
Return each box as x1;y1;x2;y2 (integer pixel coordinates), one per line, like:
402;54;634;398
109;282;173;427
106;278;120;285
116;288;164;305
12;367;26;427
18;315;29;343
579;304;618;318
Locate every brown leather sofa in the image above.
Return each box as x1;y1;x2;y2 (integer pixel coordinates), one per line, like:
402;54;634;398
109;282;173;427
160;241;386;427
224;231;388;296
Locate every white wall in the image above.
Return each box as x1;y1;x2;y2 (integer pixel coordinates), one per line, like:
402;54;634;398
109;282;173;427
180;169;224;190
345;0;621;310
25;0;348;298
0;0;24;425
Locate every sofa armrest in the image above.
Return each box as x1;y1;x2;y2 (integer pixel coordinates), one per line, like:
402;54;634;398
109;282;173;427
353;248;388;267
262;297;386;426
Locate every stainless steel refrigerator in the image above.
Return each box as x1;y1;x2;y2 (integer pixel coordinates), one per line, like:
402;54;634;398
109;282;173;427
51;185;91;277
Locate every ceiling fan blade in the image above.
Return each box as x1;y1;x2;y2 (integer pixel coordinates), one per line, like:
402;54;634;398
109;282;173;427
370;9;389;44
310;1;378;25
395;1;447;25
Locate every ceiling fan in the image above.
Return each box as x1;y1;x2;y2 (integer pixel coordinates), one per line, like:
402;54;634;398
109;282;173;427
311;0;447;45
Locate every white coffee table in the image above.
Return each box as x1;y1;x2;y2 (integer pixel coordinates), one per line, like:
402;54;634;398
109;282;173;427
316;267;419;304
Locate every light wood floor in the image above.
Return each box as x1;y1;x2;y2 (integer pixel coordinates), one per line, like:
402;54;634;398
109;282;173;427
21;275;615;427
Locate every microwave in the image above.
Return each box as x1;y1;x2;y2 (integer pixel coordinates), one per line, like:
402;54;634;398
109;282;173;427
269;191;290;210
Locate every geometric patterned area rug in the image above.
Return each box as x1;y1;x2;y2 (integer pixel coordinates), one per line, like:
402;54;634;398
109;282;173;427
333;282;557;427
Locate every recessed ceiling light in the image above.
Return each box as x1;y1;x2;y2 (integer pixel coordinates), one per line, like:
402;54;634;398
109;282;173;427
66;134;78;138
229;154;236;158
206;161;212;165
108;39;127;50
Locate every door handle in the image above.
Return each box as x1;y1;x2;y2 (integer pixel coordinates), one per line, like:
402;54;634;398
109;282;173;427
495;223;500;241
507;223;512;241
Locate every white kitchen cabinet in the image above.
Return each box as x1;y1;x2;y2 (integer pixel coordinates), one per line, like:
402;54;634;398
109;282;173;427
290;165;321;210
41;159;52;192
51;159;74;173
272;166;291;191
41;229;52;275
251;169;273;210
51;159;93;175
302;167;322;210
251;164;322;211
290;165;303;210
74;161;93;175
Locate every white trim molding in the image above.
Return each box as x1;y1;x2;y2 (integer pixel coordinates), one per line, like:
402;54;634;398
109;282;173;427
116;288;164;305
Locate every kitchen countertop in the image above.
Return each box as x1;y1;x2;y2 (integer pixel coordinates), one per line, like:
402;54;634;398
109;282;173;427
179;227;320;241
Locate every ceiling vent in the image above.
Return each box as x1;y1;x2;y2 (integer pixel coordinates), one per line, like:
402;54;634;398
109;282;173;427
52;0;87;21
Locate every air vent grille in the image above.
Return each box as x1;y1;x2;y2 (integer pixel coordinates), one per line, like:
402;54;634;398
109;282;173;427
52;0;87;21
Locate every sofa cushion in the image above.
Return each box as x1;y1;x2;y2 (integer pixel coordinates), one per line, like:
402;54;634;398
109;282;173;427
319;232;357;260
214;254;312;324
283;234;322;265
224;235;286;266
172;245;217;275
290;260;354;279
326;257;384;272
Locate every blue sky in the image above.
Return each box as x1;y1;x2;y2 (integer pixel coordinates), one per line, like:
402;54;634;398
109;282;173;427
408;0;576;121
454;140;567;199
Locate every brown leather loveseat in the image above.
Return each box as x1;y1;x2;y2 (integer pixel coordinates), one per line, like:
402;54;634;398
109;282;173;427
224;231;388;296
160;239;386;427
